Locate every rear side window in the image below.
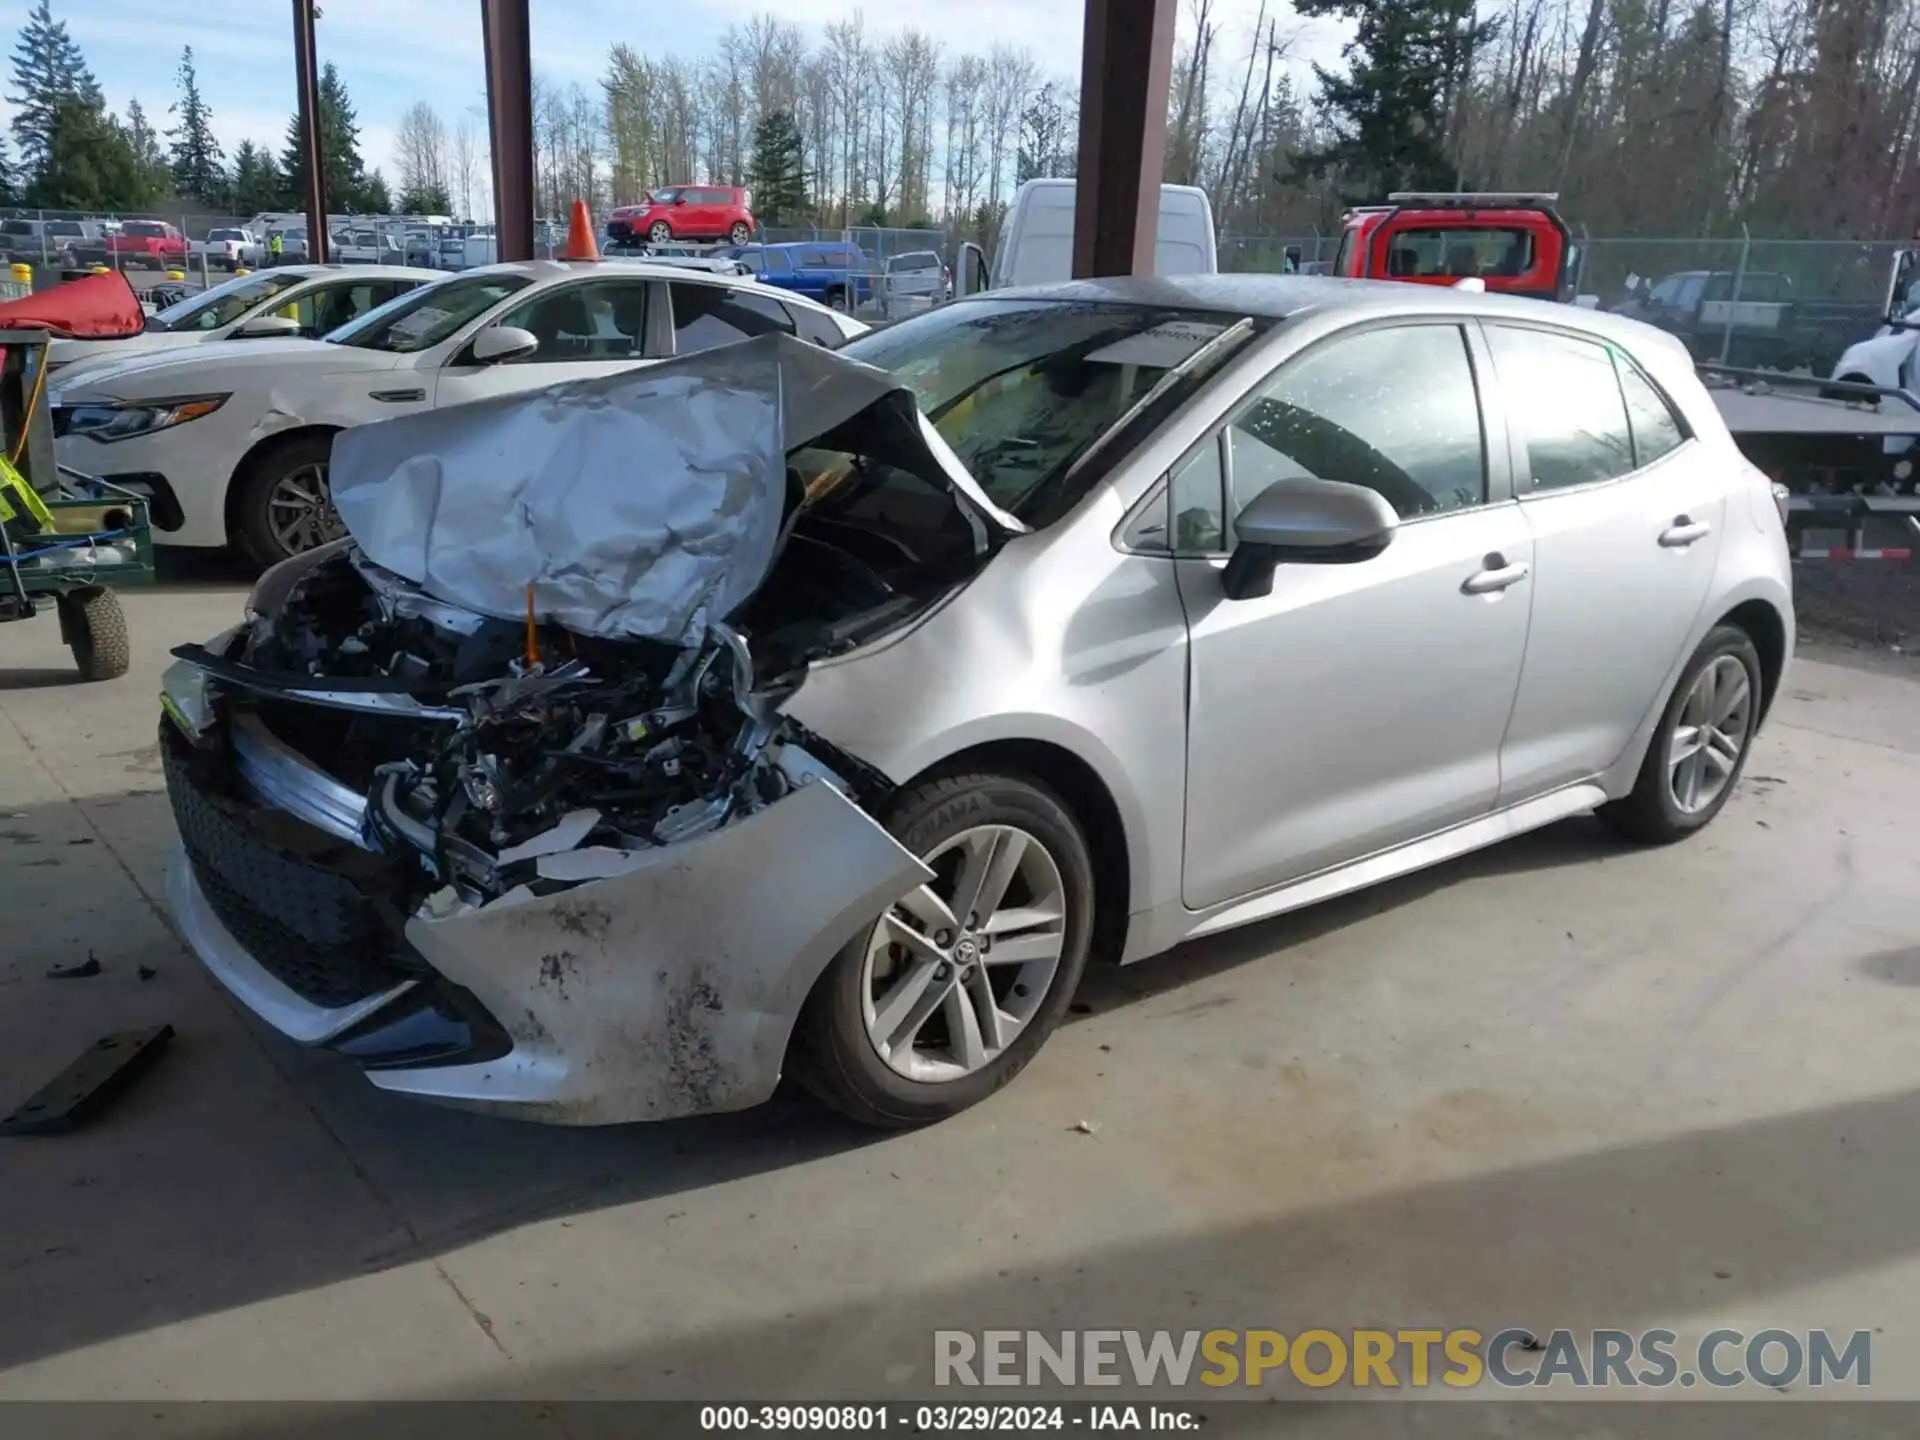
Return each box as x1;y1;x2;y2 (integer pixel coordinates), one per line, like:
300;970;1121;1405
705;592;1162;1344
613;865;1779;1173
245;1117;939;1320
670;282;795;353
1613;354;1687;468
1486;326;1635;491
785;303;845;349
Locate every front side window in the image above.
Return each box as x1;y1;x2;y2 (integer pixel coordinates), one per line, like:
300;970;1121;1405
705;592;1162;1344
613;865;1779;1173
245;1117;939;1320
494;279;651;362
1486;325;1635;491
670;282;795;353
1226;323;1488;525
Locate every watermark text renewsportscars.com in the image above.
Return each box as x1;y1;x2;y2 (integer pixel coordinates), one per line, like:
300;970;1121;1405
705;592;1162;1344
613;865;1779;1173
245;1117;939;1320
933;1328;1873;1391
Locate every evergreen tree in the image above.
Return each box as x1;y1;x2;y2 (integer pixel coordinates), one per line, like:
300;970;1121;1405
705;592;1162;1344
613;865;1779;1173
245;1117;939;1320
1290;0;1492;203
281;62;380;212
27;96;151;210
124;97;171;197
747;108;806;224
0;132;16;205
398;180;452;215
167;45;225;205
228;139;282;217
360;169;392;214
9;0;102;181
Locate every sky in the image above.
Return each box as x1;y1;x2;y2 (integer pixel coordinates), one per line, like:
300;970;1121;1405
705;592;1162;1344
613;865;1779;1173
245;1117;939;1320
0;0;1350;207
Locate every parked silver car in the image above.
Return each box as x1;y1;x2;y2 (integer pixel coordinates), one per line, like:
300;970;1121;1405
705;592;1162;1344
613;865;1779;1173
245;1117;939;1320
881;249;951;317
160;275;1792;1129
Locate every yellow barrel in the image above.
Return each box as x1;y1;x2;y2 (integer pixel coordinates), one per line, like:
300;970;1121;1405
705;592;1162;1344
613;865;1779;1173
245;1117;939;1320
9;262;30;285
165;269;185;281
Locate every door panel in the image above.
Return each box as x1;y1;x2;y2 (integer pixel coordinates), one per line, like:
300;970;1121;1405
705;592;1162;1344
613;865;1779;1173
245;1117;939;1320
1173;321;1532;911
1176;508;1533;908
1484;323;1728;799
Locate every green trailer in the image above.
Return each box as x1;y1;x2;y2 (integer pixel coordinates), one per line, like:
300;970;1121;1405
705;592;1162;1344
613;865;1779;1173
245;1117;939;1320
0;327;154;681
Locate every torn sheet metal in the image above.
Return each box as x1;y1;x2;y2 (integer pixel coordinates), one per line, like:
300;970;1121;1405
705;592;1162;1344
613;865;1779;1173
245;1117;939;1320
376;779;933;1125
330;332;1012;648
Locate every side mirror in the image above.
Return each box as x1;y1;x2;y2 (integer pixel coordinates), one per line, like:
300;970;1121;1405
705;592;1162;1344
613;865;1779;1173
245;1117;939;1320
235;315;303;339
955;241;989;298
1886;248;1919;326
469;325;540;365
674;195;688;206
1220;479;1397;601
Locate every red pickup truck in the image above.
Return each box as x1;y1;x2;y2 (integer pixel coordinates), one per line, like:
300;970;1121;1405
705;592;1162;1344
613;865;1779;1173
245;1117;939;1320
106;219;189;270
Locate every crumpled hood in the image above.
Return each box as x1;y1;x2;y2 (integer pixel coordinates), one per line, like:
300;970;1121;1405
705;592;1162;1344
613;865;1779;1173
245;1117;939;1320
54;337;396;401
330;331;1021;648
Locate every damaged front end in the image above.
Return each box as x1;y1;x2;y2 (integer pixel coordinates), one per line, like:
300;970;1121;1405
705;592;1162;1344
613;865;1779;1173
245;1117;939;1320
160;334;1006;1123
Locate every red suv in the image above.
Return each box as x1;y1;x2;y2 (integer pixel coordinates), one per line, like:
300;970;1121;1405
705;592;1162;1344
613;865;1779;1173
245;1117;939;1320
609;186;755;246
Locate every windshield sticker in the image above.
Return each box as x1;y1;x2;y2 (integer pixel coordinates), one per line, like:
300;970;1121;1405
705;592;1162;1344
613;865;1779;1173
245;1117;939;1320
1084;320;1229;369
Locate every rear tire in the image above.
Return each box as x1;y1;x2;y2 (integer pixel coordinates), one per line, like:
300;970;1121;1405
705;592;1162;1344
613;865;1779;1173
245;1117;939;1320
729;221;751;245
1599;624;1763;844
59;587;131;682
790;771;1096;1129
232;432;345;568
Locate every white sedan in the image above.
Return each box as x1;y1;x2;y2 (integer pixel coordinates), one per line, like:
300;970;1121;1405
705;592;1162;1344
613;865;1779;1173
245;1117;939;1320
50;259;867;564
49;265;439;379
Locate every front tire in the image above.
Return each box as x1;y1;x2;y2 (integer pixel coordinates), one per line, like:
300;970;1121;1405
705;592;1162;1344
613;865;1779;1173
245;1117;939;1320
1600;624;1763;844
791;771;1096;1129
648;220;673;244
232;432;347;567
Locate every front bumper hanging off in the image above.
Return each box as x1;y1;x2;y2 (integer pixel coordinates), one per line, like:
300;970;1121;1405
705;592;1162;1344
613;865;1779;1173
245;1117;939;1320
169;739;932;1126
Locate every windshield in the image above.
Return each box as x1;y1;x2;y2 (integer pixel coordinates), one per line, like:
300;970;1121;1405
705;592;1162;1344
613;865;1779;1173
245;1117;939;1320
889;253;940;272
151;272;302;332
124;221;167;238
45;221;84;237
1383;226;1536;278
325;273;532;352
839;298;1256;519
209;229;245;242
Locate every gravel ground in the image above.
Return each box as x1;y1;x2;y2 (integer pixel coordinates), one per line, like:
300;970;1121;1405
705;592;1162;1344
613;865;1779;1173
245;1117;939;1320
1794;559;1920;675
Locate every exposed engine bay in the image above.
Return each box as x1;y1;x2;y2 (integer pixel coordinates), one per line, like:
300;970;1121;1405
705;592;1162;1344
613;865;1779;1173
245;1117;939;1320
169;334;1012;918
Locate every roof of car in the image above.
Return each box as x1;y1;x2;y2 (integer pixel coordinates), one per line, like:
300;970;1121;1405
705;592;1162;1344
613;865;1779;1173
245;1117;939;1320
457;257;846;314
968;272;1688;353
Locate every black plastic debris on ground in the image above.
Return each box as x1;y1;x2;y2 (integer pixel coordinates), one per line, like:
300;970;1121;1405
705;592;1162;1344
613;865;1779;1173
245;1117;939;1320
1;1025;175;1136
46;954;102;980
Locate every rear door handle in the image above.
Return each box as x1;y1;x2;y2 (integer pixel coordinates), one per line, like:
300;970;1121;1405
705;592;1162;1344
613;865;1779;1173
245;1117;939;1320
1462;558;1531;594
1660;517;1712;547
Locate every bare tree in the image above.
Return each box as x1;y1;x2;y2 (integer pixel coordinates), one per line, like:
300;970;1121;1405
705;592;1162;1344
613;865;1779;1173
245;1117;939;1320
395;100;448;207
983;45;1038;207
450;115;482;221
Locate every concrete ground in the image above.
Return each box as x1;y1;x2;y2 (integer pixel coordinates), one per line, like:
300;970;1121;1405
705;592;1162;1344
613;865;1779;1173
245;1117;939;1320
2;563;1918;1423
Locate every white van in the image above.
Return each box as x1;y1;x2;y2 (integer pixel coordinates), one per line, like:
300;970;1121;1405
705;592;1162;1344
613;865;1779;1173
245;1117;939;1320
959;179;1218;293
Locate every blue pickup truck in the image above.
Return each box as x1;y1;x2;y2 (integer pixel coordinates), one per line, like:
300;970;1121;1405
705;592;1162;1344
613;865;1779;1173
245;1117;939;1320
728;241;873;311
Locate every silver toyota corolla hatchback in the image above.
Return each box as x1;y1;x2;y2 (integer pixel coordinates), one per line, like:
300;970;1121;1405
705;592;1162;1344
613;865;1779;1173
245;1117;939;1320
161;275;1793;1129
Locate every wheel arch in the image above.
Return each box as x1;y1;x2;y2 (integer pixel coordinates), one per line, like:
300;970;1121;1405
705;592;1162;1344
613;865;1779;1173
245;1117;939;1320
901;738;1133;969
224;423;342;545
1717;596;1789;727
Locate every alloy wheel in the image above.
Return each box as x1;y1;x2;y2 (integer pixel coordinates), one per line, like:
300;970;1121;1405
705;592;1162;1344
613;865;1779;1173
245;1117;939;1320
1668;654;1753;814
860;823;1069;1084
266;461;347;557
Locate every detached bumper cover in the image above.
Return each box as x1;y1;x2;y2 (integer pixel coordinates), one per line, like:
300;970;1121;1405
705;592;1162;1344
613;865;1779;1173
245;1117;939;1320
168;773;932;1125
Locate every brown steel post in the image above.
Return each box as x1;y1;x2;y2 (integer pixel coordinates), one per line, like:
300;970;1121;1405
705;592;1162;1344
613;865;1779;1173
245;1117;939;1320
1071;0;1177;278
482;0;536;262
291;0;328;263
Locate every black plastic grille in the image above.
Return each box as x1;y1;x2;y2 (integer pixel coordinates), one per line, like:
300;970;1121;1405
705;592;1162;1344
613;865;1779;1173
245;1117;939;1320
163;737;410;1009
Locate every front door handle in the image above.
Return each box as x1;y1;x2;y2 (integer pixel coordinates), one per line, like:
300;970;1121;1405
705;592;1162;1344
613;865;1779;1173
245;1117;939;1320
1660;516;1713;547
1462;557;1531;594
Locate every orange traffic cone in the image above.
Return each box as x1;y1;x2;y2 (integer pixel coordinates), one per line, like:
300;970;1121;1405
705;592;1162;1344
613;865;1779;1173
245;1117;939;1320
562;200;599;261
